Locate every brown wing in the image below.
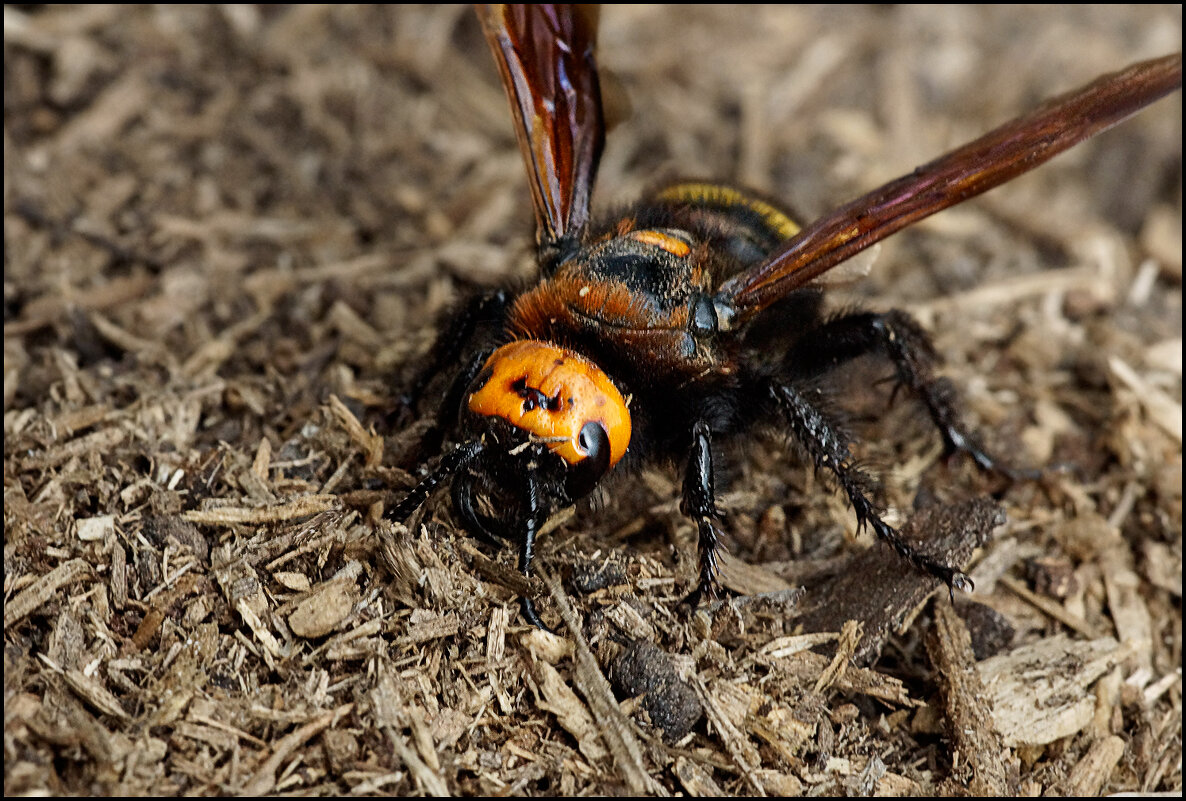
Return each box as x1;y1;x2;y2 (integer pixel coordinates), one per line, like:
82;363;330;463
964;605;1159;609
718;52;1183;321
476;4;603;258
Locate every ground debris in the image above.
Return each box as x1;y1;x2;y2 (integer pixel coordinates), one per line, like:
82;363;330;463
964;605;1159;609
979;634;1135;747
3;5;1179;796
926;602;1015;794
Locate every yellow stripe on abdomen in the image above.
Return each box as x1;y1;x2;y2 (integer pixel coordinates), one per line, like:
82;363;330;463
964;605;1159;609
654;182;801;240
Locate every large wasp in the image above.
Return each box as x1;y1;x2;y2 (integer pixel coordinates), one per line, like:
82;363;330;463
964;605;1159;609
390;5;1182;628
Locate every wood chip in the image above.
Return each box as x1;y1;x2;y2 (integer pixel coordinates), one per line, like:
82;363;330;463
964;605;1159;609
1048;734;1126;796
62;667;131;721
533;658;608;763
19;426;126;471
997;574;1103;639
328;394;383;468
182;494;339;525
240;704;353;796
978;635;1134;746
717;549;795;596
287;578;359;639
1109;355;1182;443
540;568;667;796
5;559;92;628
604;599;655;641
698;677;765;796
1101;549;1155;672
926;602;1012;794
398;610;461;645
74;514;114;542
814;619;861;694
673;756;725;797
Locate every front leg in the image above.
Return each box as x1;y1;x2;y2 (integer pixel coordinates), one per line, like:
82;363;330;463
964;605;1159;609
517;471;553;631
681;419;726;608
770;381;973;594
413;348;492;464
391;290;511;468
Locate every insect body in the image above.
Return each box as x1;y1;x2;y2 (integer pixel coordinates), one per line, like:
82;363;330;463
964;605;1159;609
390;5;1182;628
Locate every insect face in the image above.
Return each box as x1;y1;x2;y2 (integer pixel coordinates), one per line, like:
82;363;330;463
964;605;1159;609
465;340;630;498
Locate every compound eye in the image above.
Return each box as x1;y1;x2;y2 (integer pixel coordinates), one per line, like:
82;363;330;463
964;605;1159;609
578;420;608;458
690;294;718;335
566;421;612;499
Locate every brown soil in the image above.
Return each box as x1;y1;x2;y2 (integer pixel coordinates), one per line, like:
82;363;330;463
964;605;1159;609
5;6;1181;796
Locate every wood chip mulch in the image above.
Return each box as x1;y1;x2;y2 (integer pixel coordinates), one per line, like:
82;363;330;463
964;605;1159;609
5;6;1180;796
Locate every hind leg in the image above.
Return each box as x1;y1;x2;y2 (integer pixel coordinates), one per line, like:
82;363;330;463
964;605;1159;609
769;381;972;592
782;308;1035;479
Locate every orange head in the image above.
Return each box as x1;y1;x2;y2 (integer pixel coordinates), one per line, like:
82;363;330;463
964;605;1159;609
466;340;631;498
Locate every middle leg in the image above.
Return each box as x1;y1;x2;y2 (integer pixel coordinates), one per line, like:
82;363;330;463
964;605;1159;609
680;419;726;608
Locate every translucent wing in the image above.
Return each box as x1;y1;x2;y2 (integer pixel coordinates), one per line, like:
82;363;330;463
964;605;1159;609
718;53;1182;321
476;4;604;264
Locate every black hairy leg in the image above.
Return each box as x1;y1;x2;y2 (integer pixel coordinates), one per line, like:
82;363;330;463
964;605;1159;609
410;350;491;464
782;309;1036;480
769;381;973;593
516;471;553;631
452;467;511;549
389;440;484;524
680;419;725;608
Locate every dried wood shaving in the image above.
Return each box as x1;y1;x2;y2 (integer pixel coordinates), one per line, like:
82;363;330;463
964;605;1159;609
926;603;1013;794
532;657;609;763
3;5;1179;796
979;635;1136;747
